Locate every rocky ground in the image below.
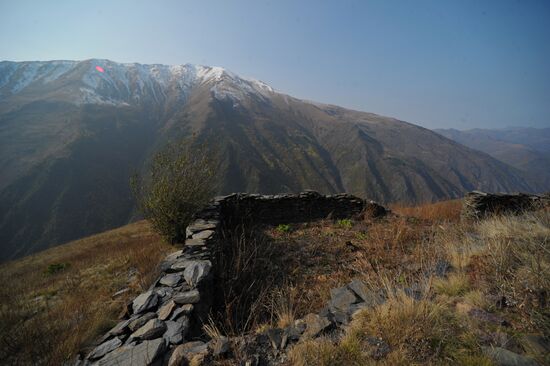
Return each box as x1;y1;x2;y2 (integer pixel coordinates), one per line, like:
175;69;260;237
1;198;548;365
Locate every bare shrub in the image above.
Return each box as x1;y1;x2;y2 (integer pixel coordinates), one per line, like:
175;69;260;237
131;140;218;243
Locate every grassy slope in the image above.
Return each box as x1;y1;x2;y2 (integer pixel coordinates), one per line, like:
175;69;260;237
0;220;172;365
0;201;548;366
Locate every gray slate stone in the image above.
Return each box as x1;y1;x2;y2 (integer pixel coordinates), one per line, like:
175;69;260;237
328;286;358;313
163;317;190;344
192;230;215;240
157;300;177;320
159;273;182;287
185;238;206;247
132;291;158;314
302;313;332;338
88;337;122;360
482;346;539;366
164;250;184;262
348;279;385;307
107;319;131;336
330;308;350;324
168;341;209;366
154;286;174;301
266;328;284;350
469;308;508;326
404;284;423;300
97;338;165;366
183;260;212;286
434;260;451;277
186;220;218;238
128;312;157;332
130;319;167;341
170;304;193;320
173;289;201;304
170;259;192;272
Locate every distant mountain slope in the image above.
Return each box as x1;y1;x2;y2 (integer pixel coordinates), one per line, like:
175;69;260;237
435;128;550;191
0;59;534;261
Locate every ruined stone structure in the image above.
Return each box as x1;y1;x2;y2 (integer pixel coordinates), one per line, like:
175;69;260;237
82;192;386;365
462;191;549;220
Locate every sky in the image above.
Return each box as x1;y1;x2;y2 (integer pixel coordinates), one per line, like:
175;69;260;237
0;0;549;129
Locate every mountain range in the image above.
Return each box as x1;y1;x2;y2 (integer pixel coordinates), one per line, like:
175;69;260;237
0;59;537;261
435;128;550;192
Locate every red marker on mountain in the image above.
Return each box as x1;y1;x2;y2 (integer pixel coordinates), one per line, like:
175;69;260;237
95;66;105;73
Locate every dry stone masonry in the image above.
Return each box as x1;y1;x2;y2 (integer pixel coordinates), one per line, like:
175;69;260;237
462;190;549;220
82;191;385;366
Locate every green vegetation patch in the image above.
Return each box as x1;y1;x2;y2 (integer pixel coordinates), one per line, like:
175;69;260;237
45;262;70;275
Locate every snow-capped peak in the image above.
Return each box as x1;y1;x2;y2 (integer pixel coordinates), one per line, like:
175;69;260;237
0;59;276;105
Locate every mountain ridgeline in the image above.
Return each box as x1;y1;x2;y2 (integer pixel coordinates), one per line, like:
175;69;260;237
0;59;535;261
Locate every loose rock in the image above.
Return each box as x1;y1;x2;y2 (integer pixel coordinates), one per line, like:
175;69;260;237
159;273;182;287
328;286;358;313
130;319;167;341
183;260;212;287
132;291;158;314
168;341;209;366
98;338;165;366
163;317;190;345
158;300;177;321
482;346;539;366
170;304;194;320
88;337;122;360
173;289;201;304
128;312;157;332
192;230;215;240
302;313;332;338
348;279;385;307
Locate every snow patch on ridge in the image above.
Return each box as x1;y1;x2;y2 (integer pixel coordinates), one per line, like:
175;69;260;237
2;59;277;105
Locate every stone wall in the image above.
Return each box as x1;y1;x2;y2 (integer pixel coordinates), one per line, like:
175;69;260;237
82;191;384;366
462;191;549;220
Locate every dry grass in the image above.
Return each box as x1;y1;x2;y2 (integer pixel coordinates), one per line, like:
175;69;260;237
434;272;471;297
281;202;548;365
289;290;492;366
0;220;172;365
262;213;444;319
391;199;463;223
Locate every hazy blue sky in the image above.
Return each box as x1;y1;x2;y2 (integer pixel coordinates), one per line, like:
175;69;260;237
1;0;549;129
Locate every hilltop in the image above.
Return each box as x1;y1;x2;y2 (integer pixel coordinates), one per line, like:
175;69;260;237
1;195;548;365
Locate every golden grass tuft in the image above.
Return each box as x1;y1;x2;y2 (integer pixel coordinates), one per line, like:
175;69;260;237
391;199;463;223
434;272;471;297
